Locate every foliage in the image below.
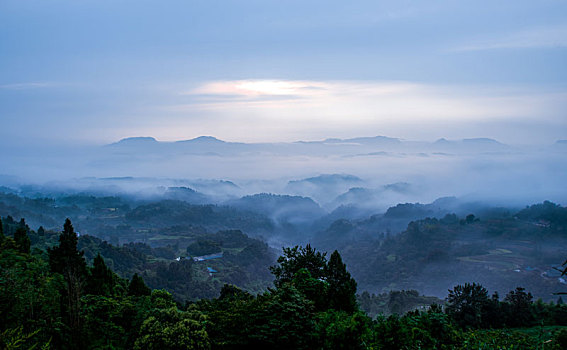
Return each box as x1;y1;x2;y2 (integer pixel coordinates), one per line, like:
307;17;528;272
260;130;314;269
270;244;327;287
13;227;31;254
458;328;558;350
371;310;460;350
0;327;51;350
134;307;210;350
86;253;116;296
187;239;222;256
2;216;567;349
75;229;275;302
245;284;317;349
47;219;88;342
516;201;567;229
128;273;152;297
0;237;63;346
446;283;490;329
358;290;442;318
504;287;535;327
326;250;358;313
314;310;372;350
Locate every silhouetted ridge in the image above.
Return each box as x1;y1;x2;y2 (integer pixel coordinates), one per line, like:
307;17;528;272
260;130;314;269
113;136;158;145
176;136;226;144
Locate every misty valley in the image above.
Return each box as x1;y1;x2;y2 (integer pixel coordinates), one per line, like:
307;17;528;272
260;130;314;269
3;0;567;347
1;141;567;348
1;185;566;301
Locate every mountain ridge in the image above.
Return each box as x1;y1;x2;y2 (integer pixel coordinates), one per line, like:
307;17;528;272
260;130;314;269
109;135;506;146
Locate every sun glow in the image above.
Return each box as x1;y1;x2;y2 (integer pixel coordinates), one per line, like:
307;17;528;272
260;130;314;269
235;80;315;96
189;79;327;97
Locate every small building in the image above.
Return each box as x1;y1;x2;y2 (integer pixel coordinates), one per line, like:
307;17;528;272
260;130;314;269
193;252;223;262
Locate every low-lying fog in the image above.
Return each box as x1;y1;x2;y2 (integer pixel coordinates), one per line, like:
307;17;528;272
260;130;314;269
2;135;566;299
1;135;566;213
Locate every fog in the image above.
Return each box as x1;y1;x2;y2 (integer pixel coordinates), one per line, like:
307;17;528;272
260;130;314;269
1;135;566;212
2;135;567;300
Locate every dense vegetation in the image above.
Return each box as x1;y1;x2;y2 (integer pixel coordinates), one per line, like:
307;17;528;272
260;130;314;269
2;189;567;348
1;216;275;302
1;191;566;300
1;217;567;349
0;191;275;245
322;204;567;299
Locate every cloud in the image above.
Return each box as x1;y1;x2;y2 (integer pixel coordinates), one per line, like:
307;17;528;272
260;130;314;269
135;79;566;143
453;24;567;52
0;82;55;90
176;79;565;122
184;80;330;101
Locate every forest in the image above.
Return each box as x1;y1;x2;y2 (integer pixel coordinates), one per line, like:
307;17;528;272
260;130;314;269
3;0;567;347
1;189;566;301
1;215;567;349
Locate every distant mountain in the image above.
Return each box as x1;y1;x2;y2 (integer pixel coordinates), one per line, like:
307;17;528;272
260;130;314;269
333;202;567;298
329;182;414;212
107;135;242;156
174;136;227;144
434;137;503;145
312;196;516;251
163;186;210;204
384;202;439;219
106;137;161;153
462;137;503;144
186;179;242;200
320;135;401;145
227;193;326;226
114;136;158;144
105;135;511;159
288;174;362;186
432;137;508;153
285;174;365;205
333;187;377;204
113;136;226;146
344;136;402;145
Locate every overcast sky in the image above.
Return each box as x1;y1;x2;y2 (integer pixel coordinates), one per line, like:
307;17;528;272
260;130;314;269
1;0;566;146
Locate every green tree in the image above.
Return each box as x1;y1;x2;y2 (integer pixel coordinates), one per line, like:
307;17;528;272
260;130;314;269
218;283;252;301
150;289;176;309
504;287;534;327
482;291;505;328
48;219;87;277
13;227;31;254
0;326;51;350
314;310;371;350
128;273;152;297
197;285;254;348
86;253;115;296
81;295;126;349
248;285;316;349
291;268;328;311
47;219;88;338
270;244;327;288
371;314;414;350
325;250;357;313
134;308;210;350
0;242;63;347
446;283;489;329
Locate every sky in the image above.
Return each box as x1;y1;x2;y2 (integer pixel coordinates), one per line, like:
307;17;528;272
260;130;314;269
1;0;566;146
